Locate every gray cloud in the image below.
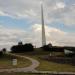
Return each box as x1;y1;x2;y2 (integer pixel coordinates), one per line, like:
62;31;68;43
0;0;69;23
0;0;75;50
0;0;75;27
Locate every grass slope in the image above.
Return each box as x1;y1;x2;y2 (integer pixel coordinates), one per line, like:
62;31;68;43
17;48;75;72
0;72;54;75
0;54;32;69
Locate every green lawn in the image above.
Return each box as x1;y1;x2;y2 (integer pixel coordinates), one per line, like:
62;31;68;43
0;54;32;69
27;55;75;72
36;56;75;72
0;72;52;75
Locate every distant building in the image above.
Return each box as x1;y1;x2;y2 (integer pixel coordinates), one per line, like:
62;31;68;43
18;41;23;45
64;49;74;54
48;43;52;48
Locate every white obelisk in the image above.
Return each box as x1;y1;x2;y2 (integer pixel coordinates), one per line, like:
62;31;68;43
41;3;46;46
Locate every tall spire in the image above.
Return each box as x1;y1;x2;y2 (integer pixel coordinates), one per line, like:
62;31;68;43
41;3;46;46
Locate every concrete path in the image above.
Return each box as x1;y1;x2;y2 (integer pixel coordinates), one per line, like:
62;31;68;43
0;53;40;72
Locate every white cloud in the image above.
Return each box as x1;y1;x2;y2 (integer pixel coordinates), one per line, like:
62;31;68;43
0;10;10;16
57;33;75;46
0;25;27;50
0;11;6;16
30;24;75;47
54;2;65;9
0;24;75;51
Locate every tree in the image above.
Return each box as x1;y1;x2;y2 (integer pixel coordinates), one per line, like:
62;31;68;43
2;48;6;54
48;43;52;47
42;45;51;51
0;51;3;57
11;43;34;53
24;43;34;52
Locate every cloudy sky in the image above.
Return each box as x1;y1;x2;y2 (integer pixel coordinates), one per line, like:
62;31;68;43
0;0;75;50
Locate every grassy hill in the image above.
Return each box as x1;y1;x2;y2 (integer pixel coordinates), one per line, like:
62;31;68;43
0;54;31;69
17;48;75;72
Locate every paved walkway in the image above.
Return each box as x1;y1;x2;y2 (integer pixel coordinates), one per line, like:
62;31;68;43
0;53;40;72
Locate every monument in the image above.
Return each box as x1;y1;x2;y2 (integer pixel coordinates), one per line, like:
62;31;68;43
41;3;46;46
